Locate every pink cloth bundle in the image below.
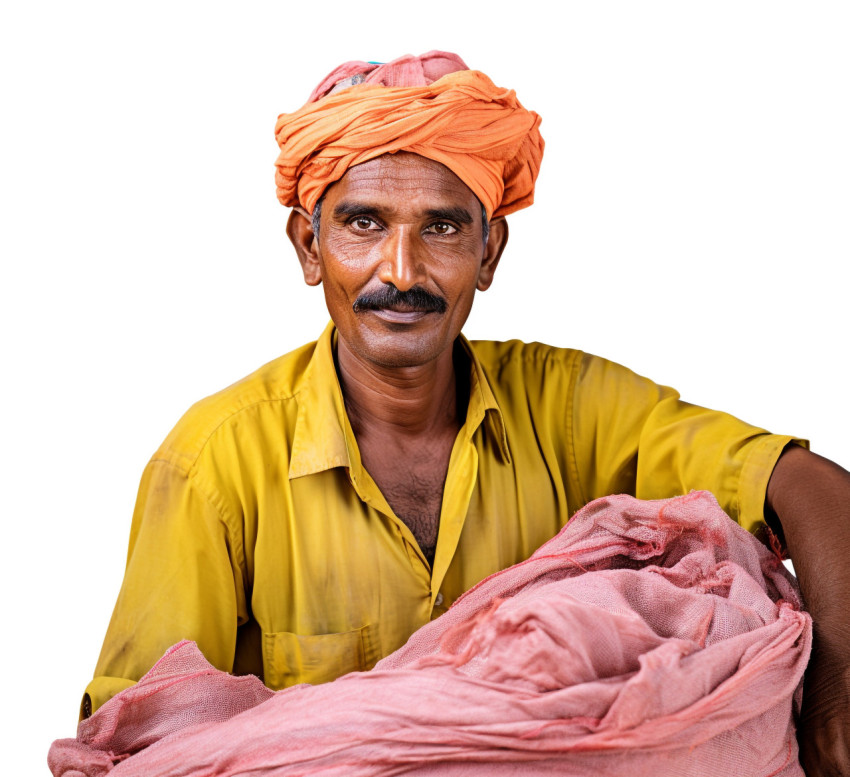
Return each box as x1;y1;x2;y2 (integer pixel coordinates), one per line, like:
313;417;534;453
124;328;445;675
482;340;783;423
50;492;811;776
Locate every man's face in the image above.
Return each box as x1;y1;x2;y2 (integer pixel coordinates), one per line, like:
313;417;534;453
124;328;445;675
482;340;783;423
299;152;503;370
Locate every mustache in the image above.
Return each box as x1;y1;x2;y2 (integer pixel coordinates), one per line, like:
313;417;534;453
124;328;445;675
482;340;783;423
352;284;447;314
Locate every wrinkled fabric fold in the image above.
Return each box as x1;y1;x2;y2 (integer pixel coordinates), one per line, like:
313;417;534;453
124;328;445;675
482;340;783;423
307;51;472;101
50;492;811;776
274;52;544;219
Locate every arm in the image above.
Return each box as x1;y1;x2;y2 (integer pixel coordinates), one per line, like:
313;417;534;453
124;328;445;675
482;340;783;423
83;459;248;718
571;352;801;532
767;445;850;775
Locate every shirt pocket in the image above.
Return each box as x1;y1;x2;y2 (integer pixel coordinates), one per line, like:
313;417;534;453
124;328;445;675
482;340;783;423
262;624;373;689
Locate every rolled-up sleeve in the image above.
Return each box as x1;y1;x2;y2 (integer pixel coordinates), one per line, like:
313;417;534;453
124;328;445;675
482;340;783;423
570;353;808;533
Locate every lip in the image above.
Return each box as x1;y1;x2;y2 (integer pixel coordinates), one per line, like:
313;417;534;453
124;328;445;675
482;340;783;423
368;308;434;324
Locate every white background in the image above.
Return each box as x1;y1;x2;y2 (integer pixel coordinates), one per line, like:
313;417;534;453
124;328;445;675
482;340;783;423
2;1;847;772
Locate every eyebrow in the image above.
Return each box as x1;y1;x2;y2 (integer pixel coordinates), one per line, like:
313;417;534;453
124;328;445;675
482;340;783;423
424;207;474;225
332;201;384;220
332;201;475;226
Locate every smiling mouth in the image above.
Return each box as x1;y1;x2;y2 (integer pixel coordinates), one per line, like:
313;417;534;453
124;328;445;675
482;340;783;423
367;307;436;323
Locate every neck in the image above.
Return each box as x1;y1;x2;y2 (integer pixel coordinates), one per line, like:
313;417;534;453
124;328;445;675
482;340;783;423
336;337;465;440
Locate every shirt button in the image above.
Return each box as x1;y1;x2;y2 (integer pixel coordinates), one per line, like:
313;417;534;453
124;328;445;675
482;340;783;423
434;592;444;607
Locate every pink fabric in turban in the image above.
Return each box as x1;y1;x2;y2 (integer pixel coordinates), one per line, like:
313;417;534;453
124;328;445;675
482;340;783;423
308;50;472;100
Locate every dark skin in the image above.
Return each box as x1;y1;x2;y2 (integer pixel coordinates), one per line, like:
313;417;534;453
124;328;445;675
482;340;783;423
289;152;849;771
766;446;850;775
287;152;507;564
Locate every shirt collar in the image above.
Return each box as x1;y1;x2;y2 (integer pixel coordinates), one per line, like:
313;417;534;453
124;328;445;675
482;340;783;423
288;322;511;481
458;334;512;464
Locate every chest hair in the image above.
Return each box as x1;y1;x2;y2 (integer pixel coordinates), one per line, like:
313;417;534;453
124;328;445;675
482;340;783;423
363;438;454;568
379;472;445;566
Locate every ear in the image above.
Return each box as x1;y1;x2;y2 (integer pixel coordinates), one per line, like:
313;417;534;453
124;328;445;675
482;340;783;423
286;208;322;286
476;216;508;291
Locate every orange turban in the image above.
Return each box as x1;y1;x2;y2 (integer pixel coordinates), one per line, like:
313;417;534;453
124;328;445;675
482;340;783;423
274;51;544;219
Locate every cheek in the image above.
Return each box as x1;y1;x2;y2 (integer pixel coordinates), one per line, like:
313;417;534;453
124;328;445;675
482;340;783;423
427;235;484;270
318;245;380;295
323;228;383;269
436;257;485;300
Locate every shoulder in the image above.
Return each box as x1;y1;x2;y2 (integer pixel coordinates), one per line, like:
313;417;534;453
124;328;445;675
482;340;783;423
468;338;637;386
467;339;585;419
152;339;319;473
468;338;584;375
468;338;674;408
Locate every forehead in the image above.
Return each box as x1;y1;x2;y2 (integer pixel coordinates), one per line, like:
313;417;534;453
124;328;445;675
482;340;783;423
322;152;479;209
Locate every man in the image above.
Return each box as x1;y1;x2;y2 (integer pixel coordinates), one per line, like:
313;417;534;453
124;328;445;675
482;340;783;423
86;52;848;772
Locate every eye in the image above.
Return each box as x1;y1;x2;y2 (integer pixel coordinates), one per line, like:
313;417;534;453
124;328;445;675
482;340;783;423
349;216;381;231
426;221;457;235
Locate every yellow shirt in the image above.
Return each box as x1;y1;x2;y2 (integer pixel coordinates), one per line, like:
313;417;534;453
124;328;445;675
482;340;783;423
84;323;804;715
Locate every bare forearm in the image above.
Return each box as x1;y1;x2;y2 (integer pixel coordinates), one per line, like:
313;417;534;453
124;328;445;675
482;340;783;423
766;444;850;774
767;445;850;635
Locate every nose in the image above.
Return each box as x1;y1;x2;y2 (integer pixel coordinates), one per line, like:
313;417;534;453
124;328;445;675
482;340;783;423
377;225;425;292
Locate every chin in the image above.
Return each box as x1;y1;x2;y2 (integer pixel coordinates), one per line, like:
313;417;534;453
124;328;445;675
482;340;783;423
351;329;450;370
